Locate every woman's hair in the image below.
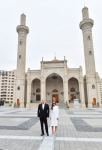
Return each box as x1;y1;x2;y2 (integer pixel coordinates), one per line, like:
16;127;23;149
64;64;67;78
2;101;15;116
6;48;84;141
51;101;56;110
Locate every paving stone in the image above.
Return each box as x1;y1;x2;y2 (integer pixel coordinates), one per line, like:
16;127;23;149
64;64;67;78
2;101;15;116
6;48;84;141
0;107;102;150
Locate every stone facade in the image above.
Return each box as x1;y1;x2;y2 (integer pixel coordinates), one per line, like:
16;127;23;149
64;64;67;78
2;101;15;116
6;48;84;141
26;59;85;107
14;7;102;108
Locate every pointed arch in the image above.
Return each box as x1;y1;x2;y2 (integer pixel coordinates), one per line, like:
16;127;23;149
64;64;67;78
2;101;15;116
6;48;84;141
31;78;41;102
46;73;63;103
68;77;80;103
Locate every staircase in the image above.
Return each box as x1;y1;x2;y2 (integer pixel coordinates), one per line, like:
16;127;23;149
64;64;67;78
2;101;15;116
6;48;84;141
26;102;68;109
38;102;67;109
58;102;67;109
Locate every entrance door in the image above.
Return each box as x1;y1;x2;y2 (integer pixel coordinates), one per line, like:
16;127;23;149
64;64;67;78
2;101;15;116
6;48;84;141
36;94;41;101
92;98;96;106
52;94;59;103
70;94;76;103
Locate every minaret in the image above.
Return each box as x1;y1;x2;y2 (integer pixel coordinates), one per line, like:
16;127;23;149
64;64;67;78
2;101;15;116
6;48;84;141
80;7;96;75
80;7;97;107
15;14;29;107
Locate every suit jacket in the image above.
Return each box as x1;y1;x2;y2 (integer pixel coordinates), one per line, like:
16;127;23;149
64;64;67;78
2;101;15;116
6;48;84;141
37;103;49;118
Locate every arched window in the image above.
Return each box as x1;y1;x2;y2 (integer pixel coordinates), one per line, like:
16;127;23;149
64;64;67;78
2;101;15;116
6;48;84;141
70;87;75;92
52;89;58;93
36;88;40;93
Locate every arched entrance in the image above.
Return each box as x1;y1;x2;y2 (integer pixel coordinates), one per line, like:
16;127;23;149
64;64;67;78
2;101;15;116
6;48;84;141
46;73;63;103
31;79;41;103
68;77;80;103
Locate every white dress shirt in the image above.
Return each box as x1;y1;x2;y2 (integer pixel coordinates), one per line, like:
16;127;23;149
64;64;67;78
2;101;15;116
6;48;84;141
42;104;45;110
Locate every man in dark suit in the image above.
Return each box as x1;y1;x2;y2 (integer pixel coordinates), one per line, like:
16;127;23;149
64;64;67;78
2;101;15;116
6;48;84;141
37;100;49;136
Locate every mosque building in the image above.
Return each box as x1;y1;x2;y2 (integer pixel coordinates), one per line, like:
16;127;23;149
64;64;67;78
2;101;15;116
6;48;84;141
14;7;102;108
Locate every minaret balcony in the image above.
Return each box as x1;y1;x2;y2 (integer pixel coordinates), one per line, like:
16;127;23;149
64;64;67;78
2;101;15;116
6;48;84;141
16;25;29;34
80;18;94;30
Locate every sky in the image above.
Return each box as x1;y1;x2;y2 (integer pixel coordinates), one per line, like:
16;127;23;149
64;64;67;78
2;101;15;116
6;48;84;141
0;0;102;77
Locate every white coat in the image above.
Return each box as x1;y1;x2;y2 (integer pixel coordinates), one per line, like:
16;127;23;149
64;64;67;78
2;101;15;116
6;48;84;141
50;105;59;127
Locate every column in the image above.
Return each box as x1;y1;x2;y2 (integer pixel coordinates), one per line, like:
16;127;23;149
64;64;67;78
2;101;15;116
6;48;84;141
96;81;101;107
41;78;46;101
63;61;69;106
79;80;85;107
63;79;69;105
26;80;31;107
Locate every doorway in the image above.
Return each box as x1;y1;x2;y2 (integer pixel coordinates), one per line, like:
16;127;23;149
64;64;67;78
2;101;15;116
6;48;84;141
36;94;41;101
52;94;59;103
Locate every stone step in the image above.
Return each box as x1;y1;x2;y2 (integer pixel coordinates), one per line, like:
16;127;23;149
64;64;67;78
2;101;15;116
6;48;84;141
26;102;68;109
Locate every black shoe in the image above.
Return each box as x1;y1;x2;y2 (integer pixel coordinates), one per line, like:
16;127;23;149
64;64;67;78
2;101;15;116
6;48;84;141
41;133;44;136
47;133;49;136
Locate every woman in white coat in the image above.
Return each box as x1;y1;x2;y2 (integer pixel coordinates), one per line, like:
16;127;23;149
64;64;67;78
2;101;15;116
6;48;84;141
50;101;59;135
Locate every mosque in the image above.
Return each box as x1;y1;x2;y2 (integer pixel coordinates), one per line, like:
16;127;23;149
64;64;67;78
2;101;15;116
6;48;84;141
14;7;101;108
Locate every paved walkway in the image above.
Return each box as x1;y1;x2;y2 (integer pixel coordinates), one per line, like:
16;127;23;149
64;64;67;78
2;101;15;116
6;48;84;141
0;106;102;150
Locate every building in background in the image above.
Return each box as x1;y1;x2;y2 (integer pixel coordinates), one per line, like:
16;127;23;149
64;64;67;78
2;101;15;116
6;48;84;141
0;70;15;106
100;79;102;105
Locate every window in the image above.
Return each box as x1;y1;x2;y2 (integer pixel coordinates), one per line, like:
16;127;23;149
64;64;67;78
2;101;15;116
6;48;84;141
89;51;92;55
19;40;23;45
92;84;95;89
19;55;21;59
87;35;91;40
17;86;20;90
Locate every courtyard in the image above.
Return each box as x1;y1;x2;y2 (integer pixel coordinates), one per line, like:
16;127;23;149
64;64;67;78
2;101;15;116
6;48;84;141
0;106;102;150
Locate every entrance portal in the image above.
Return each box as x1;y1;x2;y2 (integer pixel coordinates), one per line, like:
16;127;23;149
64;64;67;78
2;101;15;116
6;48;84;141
31;79;41;102
68;78;80;103
46;73;63;102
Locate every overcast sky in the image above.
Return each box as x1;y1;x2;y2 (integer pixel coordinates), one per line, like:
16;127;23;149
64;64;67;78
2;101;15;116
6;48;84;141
0;0;102;77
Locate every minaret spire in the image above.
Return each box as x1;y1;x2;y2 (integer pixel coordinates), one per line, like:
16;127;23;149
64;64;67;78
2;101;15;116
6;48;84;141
83;0;86;7
20;13;26;25
82;6;89;19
